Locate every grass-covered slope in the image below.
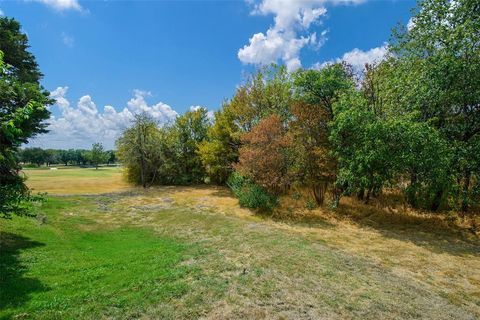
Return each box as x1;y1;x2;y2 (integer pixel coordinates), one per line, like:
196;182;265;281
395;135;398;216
0;168;478;318
1;184;479;319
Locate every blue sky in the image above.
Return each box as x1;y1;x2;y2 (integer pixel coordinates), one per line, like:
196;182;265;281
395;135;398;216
0;0;416;149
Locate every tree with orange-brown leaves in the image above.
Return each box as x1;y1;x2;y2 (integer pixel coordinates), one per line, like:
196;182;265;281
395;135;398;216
235;114;292;196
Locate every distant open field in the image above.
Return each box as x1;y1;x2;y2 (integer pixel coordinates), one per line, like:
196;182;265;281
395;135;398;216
22;166;131;195
1;168;479;319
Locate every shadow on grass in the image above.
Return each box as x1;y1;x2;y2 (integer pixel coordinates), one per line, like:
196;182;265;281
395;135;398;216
243;190;480;257
0;232;49;312
330;199;480;257
206;185;233;197
260;209;338;229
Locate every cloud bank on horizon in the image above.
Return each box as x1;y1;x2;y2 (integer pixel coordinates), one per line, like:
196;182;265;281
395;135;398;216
28;87;181;150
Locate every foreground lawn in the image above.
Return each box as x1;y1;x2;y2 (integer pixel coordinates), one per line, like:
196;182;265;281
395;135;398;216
1;186;479;319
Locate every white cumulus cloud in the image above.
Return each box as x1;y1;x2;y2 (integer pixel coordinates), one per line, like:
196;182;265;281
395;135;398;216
32;0;82;12
238;0;365;71
407;17;415;31
28;87;179;149
314;44;389;74
127;89;178;121
190;105;214;120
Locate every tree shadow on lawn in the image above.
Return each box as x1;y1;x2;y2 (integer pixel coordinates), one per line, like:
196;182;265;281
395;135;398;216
333;200;480;257
258;209;338;230
209;186;237;198
164;185;479;256
0;232;49;313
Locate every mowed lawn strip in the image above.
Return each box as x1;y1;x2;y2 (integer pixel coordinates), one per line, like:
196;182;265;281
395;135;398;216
23;167;131;195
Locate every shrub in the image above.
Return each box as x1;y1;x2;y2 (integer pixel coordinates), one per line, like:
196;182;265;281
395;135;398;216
227;172;277;211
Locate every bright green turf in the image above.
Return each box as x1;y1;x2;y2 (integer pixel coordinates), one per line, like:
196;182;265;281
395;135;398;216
0;198;203;319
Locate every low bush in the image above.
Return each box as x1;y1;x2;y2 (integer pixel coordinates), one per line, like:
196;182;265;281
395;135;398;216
227;172;277;211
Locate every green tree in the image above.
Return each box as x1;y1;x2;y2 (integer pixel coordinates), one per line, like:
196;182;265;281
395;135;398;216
21;147;46;167
0;17;52;218
116;113;164;187
386;0;480;211
173;107;210;184
330;91;393;203
198;104;240;184
107;150;117;165
291;63;355;205
88;143;109;169
45;149;59;167
331;83;452;209
59;149;78;166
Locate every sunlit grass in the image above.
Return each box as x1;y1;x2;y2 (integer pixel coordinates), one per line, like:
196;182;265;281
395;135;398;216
22;166;131;195
1;171;479;319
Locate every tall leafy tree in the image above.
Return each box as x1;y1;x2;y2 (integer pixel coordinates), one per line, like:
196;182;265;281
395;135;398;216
236;114;292;196
291;63;355;205
88;143;109;169
173;107;210;184
386;0;480;211
0;17;52;218
116;113;162;188
198;104;240;184
21;147;47;167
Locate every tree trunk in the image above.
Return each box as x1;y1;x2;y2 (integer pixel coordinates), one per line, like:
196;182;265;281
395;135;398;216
430;188;443;211
407;170;418;208
331;185;342;208
312;182;327;205
140;156;146;188
365;187;372;204
357;188;365;201
461;169;471;212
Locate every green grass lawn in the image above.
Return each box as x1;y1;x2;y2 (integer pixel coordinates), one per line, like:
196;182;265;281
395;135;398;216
1;169;479;319
1;197;222;319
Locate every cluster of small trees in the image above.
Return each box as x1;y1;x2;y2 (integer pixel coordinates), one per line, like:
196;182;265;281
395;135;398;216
19;145;116;168
118;0;479;214
116;111;210;187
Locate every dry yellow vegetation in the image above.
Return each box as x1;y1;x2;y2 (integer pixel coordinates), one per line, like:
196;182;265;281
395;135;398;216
8;167;479;318
23;166;131;195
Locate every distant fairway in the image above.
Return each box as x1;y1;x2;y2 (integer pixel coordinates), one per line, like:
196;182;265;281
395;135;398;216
23;166;131;195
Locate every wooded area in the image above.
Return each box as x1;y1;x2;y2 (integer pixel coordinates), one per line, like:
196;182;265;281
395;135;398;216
116;0;480;219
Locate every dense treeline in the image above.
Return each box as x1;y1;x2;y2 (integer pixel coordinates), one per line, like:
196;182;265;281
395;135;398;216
18;146;116;167
117;0;479;214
